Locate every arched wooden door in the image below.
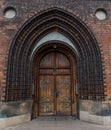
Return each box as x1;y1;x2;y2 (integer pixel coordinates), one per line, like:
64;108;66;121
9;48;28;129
33;50;77;117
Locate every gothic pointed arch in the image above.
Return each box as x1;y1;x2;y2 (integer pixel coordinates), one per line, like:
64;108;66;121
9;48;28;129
6;8;104;101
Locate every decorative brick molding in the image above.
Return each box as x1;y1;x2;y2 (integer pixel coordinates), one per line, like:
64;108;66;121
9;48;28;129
5;8;104;101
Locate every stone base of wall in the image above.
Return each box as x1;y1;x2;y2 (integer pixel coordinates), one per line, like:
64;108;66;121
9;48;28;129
0;100;33;128
79;100;111;125
0;113;31;128
80;111;111;125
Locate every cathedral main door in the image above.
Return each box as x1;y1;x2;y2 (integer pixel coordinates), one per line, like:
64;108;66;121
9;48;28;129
33;47;77;117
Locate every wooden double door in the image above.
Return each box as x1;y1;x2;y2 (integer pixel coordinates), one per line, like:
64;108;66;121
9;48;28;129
34;50;76;117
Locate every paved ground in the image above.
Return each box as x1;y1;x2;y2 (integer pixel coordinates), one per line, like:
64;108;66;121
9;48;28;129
1;119;111;130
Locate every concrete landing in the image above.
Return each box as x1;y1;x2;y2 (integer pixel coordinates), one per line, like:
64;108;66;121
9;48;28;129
1;119;111;130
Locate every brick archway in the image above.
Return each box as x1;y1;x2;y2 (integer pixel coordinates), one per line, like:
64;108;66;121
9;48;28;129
6;8;104;102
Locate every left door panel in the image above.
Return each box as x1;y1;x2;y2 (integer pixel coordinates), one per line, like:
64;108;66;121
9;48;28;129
39;75;55;116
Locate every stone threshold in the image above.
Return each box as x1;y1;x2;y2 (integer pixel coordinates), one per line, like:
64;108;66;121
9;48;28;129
35;116;77;121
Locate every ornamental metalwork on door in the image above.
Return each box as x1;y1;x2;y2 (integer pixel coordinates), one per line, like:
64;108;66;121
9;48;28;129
33;49;77;117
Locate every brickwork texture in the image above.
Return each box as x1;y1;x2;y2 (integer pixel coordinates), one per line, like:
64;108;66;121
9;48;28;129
0;0;111;102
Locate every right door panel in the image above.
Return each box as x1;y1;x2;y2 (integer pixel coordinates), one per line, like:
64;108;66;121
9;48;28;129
56;75;72;116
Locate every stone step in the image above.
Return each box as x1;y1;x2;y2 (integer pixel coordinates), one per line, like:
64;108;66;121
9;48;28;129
35;116;77;121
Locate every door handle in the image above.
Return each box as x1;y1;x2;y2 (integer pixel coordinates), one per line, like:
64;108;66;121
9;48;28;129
51;90;59;97
56;90;59;97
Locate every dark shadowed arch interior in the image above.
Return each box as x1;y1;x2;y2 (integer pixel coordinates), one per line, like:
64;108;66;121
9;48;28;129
6;8;104;101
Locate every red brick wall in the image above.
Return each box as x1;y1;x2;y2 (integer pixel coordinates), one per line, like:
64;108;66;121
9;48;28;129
0;0;111;101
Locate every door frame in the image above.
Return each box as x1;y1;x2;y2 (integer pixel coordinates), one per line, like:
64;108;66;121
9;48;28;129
32;42;78;118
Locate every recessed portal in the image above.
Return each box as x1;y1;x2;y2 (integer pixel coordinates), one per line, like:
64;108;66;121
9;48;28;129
33;43;77;118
